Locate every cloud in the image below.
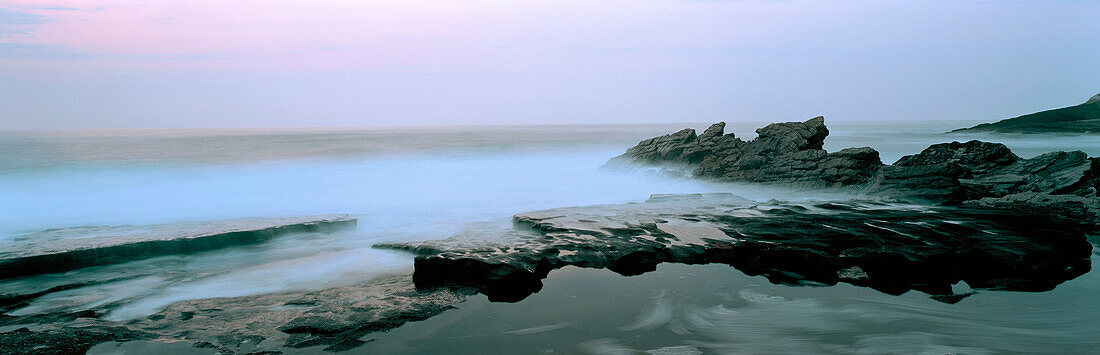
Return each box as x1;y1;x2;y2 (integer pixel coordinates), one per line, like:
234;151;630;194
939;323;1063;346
0;7;48;35
0;42;238;61
0;42;90;59
33;6;83;11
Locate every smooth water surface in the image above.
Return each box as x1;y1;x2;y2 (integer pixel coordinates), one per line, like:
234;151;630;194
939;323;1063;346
358;255;1100;354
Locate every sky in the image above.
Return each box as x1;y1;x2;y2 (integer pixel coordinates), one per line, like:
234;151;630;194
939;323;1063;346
0;0;1097;130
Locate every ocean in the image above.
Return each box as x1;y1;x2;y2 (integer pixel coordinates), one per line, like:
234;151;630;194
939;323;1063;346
2;120;1098;353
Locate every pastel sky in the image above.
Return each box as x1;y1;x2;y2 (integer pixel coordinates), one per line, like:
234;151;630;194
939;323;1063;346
0;0;1097;129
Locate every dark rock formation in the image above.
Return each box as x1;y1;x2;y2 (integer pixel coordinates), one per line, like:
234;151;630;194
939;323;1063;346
377;194;1092;303
608;117;883;188
868;141;1099;223
871;141;1080;198
951;94;1100;134
612;118;1100;225
964;192;1100;226
0;215;357;280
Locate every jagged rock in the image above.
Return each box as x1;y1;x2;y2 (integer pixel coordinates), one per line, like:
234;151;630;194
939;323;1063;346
1053;157;1100;196
894;140;1019;171
611;127;699;165
612;120;1100;225
0;215;357;280
610;117;883;188
377;194;1091;303
869;141;1096;205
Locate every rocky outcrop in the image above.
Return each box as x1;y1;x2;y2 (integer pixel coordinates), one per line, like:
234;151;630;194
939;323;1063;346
378;194;1092;303
867;141;1099;223
612;118;1100;225
870;141;1084;198
608;117;883;188
0;215;357;280
951;94;1100;134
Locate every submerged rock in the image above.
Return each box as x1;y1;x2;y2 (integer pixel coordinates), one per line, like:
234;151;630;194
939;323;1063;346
0;215;357;280
377;194;1092;303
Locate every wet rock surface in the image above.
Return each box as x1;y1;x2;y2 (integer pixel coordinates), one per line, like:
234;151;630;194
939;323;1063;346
0;274;468;354
611;118;1100;225
378;194;1092;303
0;215;357;280
0;323;155;355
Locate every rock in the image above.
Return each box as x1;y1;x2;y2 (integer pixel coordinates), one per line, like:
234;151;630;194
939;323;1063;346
964;192;1100;226
609;127;699;165
143;274;468;352
893;140;1019;171
376;194;1092;303
0;274;469;354
610;117;883;188
870;141;1020;202
1052;157;1100;196
0;215;357;280
951;94;1100;134
868;141;1096;206
0;325;155;355
613;120;1100;225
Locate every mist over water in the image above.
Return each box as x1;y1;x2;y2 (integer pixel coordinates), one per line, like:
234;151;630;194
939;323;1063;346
1;121;1097;322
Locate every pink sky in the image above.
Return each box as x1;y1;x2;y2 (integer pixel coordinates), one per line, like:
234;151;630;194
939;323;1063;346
1;0;1098;129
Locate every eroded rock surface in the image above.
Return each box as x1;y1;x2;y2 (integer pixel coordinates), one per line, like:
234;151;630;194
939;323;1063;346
869;140;1099;223
377;194;1092;303
0;323;155;355
0;274;467;354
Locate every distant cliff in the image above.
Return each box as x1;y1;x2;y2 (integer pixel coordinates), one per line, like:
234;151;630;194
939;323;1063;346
951;94;1100;134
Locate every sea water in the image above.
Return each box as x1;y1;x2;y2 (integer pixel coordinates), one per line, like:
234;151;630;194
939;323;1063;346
2;121;1098;347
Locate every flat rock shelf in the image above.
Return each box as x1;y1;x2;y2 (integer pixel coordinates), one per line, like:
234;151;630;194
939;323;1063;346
0;215;357;280
377;194;1092;304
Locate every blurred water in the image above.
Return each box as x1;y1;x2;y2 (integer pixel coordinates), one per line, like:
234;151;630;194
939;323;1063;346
0;121;1096;321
